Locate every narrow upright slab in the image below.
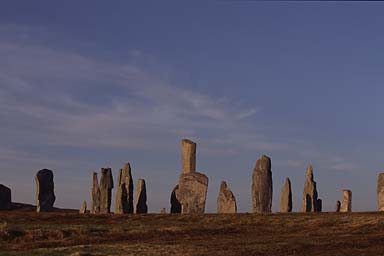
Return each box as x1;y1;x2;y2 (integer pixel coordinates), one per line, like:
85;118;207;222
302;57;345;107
181;139;196;174
340;190;352;212
279;177;292;213
170;184;181;213
317;198;322;212
135;179;148;214
377;173;384;211
0;184;11;210
115;163;134;214
217;181;237;213
35;169;55;212
336;200;341;212
301;165;319;212
252;155;273;213
178;172;208;214
90;172;100;214
79;201;87;214
99;168;113;214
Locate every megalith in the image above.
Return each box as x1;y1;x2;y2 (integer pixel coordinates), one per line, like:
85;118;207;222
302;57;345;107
115;163;134;214
377;173;384;211
35;169;55;212
301;165;319;212
90;172;100;214
100;168;113;214
252;155;273;213
340;189;352;212
336;200;341;212
177;139;208;214
279;177;292;213
135;179;148;214
79;201;87;214
170;184;181;213
217;181;237;213
317;198;322;212
0;184;11;210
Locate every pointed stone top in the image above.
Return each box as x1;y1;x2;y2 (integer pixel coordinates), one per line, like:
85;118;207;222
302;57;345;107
306;165;313;179
220;181;228;190
285;177;291;185
255;154;271;172
123;162;131;171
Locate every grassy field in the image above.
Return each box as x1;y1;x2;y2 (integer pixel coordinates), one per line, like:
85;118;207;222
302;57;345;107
1;211;384;255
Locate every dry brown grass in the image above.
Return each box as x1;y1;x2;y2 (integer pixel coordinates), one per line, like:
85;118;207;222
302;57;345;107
1;211;384;255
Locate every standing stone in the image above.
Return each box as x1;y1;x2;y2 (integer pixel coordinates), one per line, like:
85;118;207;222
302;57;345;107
115;163;134;214
90;172;100;214
182;139;196;174
170;184;181;213
279;177;292;213
336;200;341;212
317;198;322;212
340;189;352;212
377;173;384;211
217;181;237;213
79;201;87;214
99;168;114;214
301;165;319;212
0;184;11;210
160;208;166;214
35;169;55;212
252;155;273;213
135;179;148;214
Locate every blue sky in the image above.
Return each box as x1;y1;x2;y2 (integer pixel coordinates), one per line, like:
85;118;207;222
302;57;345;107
1;1;384;212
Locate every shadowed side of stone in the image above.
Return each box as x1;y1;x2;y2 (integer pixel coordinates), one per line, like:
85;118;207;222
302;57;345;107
90;172;100;214
100;168;113;214
252;155;273;213
336;200;341;212
135;179;148;214
217;181;237;213
301;165;319;212
317;198;322;212
340;189;352;212
378;173;384;211
0;184;11;210
279;177;292;213
35;169;55;212
178;172;208;214
115;163;134;214
170;184;181;213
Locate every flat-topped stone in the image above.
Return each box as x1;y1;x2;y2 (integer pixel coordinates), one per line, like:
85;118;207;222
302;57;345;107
182;139;196;174
35;169;55;212
340;189;352;212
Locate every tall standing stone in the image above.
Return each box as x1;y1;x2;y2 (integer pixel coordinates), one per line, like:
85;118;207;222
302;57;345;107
0;184;11;210
252;155;273;213
170;185;181;213
377;173;384;211
99;168;113;214
317;198;322;212
217;181;237;213
135;179;148;214
340;189;352;212
182;139;196;174
90;172;100;214
115;163;134;214
79;201;87;214
336;200;341;212
279;177;292;213
178;139;208;214
35;169;55;212
301;165;319;212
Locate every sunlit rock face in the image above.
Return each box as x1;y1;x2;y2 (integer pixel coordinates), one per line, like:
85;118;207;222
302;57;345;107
252;155;273;213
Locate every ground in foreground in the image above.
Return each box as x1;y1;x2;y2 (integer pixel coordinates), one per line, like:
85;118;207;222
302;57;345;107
1;211;384;255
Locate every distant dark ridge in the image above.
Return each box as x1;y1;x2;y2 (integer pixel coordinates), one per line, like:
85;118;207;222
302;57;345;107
10;202;77;213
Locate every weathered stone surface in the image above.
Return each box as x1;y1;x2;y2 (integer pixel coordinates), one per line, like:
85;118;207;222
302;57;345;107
99;168;113;214
115;163;134;214
0;184;11;210
317;198;322;212
160;208;166;214
340;189;352;212
35;169;55;212
377;173;384;211
170;184;181;213
90;172;100;214
336;200;341;212
301;165;319;212
217;181;237;213
79;201;87;214
182;139;196;174
279;177;292;213
178;172;208;214
252;155;273;213
135;179;147;214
